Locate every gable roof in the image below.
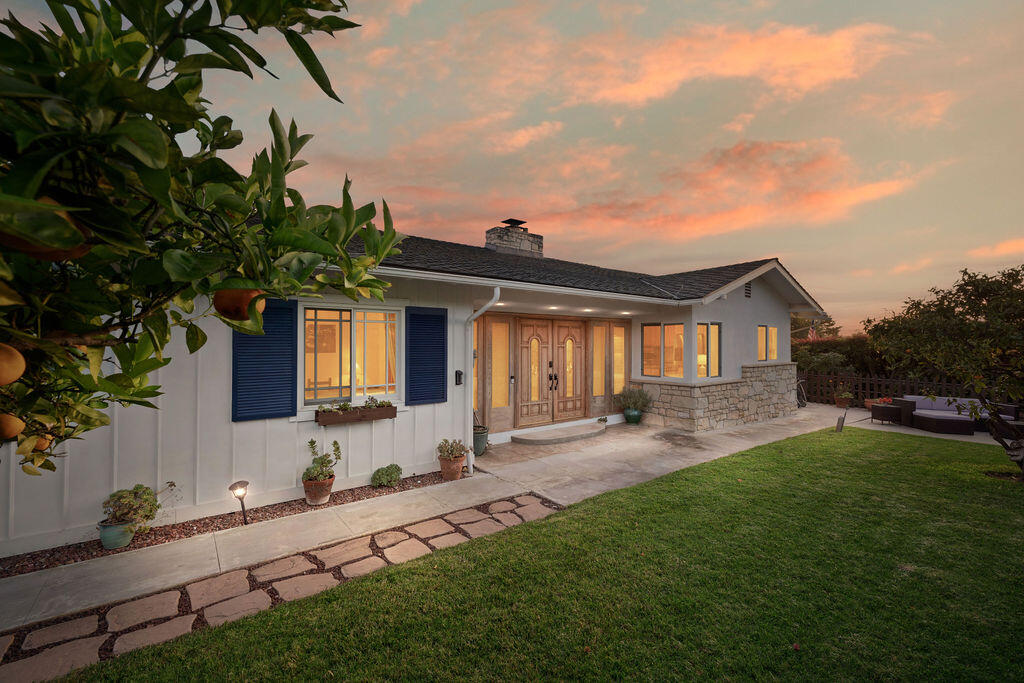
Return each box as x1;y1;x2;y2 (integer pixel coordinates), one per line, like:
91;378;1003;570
353;233;776;300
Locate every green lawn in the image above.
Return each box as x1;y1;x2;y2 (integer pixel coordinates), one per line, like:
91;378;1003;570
76;428;1024;680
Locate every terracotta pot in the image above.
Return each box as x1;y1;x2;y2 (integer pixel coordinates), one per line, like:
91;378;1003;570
835;396;851;409
439;456;466;482
0;414;25;440
33;434;53;451
213;289;266;321
0;198;91;261
303;476;334;505
0;343;26;385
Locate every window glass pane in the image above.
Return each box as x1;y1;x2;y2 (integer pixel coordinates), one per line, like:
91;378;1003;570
304;309;350;402
353;313;395;396
612;326;626;393
768;326;778;361
565;338;574;397
664;324;684;378
529;338;540;402
491;322;509;408
386;319;397;390
592;324;606;397
709;323;720;377
697;323;708;378
642;324;661;376
363;319;387;394
757;326;767;361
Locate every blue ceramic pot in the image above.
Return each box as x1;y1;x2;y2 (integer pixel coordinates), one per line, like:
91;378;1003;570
98;521;135;549
473;426;489;456
623;408;643;424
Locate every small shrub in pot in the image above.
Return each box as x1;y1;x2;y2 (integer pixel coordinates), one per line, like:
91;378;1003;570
437;438;470;481
303;439;342;505
614;387;652;424
99;482;177;549
371;463;403;488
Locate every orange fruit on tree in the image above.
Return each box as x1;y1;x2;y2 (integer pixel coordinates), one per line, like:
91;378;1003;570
0;343;26;385
0;414;25;440
33;434;53;452
213;289;266;321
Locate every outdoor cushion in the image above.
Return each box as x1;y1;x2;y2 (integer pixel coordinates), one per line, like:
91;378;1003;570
913;409;973;421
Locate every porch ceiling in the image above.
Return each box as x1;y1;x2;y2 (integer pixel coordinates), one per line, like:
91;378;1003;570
472;287;669;317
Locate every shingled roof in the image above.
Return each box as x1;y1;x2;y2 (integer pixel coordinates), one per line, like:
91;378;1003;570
354;233;776;301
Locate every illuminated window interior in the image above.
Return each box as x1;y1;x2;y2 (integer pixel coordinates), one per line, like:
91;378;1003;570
491;322;509;408
664;323;684;378
612;325;626;394
564;338;574;397
768;326;778;361
757;325;767;361
642;324;661;376
304;308;396;403
529;337;540;402
592;323;606;397
697;323;721;378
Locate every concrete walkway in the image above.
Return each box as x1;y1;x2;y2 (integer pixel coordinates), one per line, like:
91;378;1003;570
478;403;844;506
0;403;870;635
0;473;526;632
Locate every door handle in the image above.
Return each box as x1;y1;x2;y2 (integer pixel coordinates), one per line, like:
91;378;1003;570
548;373;553;391
554;373;559;391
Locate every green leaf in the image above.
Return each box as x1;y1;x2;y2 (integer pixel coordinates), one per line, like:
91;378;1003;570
102;76;200;124
86;346;104;381
0;280;24;306
38;459;57;472
0;193;78;214
162;249;228;281
111;118;169;169
281;29;342;103
2;149;70;198
173;52;236;74
268;227;338;256
0;211;84;249
268;109;289;160
191;158;244;185
21;464;42;476
186;323;207;353
0;74;56;98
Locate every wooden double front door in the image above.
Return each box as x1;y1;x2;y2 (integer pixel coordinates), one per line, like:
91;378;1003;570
478;315;627;433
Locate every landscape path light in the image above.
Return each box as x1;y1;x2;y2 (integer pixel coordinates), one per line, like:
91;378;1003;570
229;480;249;525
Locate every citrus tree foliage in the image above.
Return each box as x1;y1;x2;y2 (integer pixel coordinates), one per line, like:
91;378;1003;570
866;266;1024;469
0;0;402;474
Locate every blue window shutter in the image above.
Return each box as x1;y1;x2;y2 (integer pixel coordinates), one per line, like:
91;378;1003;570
406;306;447;406
232;299;298;422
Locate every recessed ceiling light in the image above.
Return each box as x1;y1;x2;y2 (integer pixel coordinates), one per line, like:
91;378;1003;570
582;308;594;313
620;311;631;315
494;302;506;306
547;306;560;310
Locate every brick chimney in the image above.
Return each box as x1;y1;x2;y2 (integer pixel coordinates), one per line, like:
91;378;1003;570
485;219;543;258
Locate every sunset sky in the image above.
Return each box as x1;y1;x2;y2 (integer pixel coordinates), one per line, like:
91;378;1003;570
17;0;1024;330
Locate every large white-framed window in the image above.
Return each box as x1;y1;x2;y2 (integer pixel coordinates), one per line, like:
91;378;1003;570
302;304;400;405
641;322;685;378
756;325;778;361
696;322;721;378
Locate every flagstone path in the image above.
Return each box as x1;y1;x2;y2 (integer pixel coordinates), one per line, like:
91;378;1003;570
0;495;556;682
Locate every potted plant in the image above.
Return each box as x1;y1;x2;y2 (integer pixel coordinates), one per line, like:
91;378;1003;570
315;396;397;426
98;482;177;550
303;439;342;505
437;438;470;481
614;387;652;424
834;384;854;409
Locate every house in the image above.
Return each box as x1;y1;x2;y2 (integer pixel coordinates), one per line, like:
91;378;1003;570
0;220;824;555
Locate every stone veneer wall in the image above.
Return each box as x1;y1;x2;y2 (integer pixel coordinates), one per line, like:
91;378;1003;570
635;362;797;431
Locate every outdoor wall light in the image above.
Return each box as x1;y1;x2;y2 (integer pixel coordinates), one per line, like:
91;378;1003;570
229;480;249;525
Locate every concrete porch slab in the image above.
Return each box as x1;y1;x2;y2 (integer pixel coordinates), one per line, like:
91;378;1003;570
510;422;606;445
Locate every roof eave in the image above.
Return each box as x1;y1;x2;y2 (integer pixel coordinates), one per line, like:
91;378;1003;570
699;260;827;316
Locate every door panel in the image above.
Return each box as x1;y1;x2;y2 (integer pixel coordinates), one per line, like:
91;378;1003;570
485;316;514;432
517;319;552;427
554;320;586;420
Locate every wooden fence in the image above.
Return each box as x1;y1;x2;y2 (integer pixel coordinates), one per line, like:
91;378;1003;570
798;373;970;406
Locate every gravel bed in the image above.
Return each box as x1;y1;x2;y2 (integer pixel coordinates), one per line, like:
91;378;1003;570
0;472;444;580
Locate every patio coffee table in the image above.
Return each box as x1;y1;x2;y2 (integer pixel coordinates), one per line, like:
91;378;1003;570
870;404;901;425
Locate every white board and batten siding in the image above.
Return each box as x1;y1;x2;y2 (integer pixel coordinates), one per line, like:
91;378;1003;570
0;280;473;557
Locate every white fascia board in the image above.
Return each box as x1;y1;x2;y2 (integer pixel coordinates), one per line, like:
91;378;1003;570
373;265;700;307
700;260;826;316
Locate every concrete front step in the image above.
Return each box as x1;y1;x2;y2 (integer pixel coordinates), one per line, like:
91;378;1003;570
510;422;606;445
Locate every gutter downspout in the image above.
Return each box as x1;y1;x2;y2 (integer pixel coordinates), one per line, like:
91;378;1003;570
464;287;501;474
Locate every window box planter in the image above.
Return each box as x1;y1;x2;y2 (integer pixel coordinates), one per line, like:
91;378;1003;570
315;405;397;426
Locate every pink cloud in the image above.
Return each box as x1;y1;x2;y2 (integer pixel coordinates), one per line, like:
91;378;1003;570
969;237;1024;259
890;257;933;274
856;90;958;128
488;121;565;155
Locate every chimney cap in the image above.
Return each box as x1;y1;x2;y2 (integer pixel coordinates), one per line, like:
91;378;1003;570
501;218;526;227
